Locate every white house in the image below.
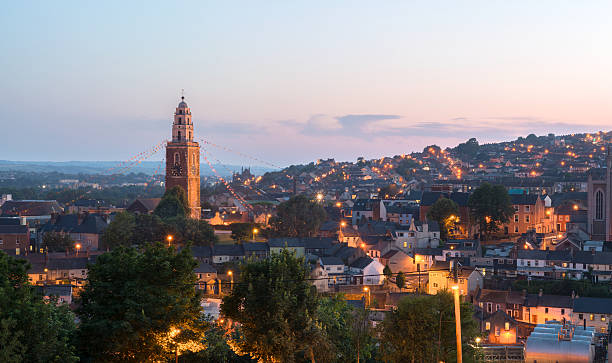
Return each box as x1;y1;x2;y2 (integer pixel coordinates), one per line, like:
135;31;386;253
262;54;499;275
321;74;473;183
349;257;385;285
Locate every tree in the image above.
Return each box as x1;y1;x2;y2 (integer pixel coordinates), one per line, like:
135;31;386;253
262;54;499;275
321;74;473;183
167;216;217;246
0;251;78;363
180;323;255;363
270;195;327;237
131;213;167;245
77;243;206;362
100;211;135;250
383;265;393;287
317;295;376;363
468;183;514;240
427;197;459;241
379;184;400;199
230;223;257;242
221;250;328;362
395;271;405;291
42;231;74;252
455;138;479;159
154;186;190;219
378;292;478;363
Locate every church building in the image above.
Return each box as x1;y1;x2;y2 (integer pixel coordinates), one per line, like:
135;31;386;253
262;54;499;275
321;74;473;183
165;96;201;219
587;150;612;241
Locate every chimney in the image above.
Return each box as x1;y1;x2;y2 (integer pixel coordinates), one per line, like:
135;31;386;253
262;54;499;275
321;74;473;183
538;288;543;297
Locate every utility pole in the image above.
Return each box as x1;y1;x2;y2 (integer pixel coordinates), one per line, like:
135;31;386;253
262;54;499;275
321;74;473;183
452;259;463;363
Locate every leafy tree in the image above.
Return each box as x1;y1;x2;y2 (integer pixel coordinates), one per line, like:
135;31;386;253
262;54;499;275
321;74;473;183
131;213;167;245
455;138;479;159
221;250;329;362
154;186;190;219
42;231;74;252
180;323;255;363
383;265;393;286
101;211;135;250
270;195;327;237
427;197;459;241
395;271;405;291
230;223;257;242
77;243;206;362
166;216;217;246
0;251;78;363
468;183;514;240
317;295;376;363
378;292;478;363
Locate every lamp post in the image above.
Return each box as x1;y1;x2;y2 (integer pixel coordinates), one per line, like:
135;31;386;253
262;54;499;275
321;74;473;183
166;235;173;247
75;243;81;257
451;259;463;363
252;228;258;242
316;193;323;203
170;328;181;363
228;270;233;291
363;286;370;307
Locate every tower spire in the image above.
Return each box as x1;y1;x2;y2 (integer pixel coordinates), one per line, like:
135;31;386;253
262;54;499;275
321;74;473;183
181;88;185;101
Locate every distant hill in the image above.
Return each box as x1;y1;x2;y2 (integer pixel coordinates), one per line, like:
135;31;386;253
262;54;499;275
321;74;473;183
0;160;276;177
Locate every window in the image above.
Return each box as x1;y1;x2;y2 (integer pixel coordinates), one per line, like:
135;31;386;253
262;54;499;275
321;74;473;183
403;242;407;248
545;308;549;313
525;215;530;223
496;304;500;311
561;309;565;315
514;226;519;233
487;303;493;313
174;152;180;164
0;238;3;245
177;130;182;140
514;310;519;318
15;239;19;246
178;117;182;124
433;283;438;287
579;314;583;320
495;327;500;336
590;314;594;321
485;322;491;330
601;315;606;322
514;205;519;212
525;205;531;212
505;322;510;330
514;214;519;222
596;190;604;220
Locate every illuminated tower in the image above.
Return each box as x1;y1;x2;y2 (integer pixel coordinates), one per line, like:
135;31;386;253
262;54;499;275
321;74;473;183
165;96;201;219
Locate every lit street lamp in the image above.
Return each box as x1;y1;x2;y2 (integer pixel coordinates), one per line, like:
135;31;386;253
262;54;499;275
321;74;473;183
363;286;370;308
170;328;181;363
228;270;233;290
167;235;173;247
75;243;81;256
316;193;323;202
252;228;259;241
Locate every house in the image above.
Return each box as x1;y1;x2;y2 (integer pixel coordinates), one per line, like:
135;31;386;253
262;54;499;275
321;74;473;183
268;238;305;257
338;226;361;247
506;193;553;235
0;218;30;254
319;256;348;287
190;245;212;264
39;213;108;251
349;256;385;285
394;220;440;251
37;285;73;305
351;199;377;225
572;296;612;334
443;239;480;259
523;291;573;325
195;262;217;295
480;310;526;344
380;249;434;274
46;256;95;282
428;261;483;297
476;289;527;320
310;262;330;292
242;242;269;260
302;237;336;256
0;200;63;218
126;198;161;215
516;250;572;278
212;244;244;264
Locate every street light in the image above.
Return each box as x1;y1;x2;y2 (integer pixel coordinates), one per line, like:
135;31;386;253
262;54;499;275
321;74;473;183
167;235;174;247
451;284;462;363
475;337;481;348
316;193;323;202
170;328;181;363
363;286;370;307
252;228;259;241
228;270;233;290
75;243;81;256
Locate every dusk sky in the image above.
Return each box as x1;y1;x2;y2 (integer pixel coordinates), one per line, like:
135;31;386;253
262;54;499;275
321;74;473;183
1;1;611;167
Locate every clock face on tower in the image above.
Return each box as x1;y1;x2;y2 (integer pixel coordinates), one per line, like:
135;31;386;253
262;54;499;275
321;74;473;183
171;163;183;176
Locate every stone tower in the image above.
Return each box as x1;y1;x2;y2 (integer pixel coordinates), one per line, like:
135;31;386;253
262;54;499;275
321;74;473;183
165;96;201;219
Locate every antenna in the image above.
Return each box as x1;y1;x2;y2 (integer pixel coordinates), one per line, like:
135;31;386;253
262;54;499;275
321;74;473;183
181;88;185;100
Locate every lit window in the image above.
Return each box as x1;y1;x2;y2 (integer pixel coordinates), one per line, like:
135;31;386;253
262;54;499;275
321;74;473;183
505;322;510;330
601;315;606;322
590;314;594;321
485;322;490;330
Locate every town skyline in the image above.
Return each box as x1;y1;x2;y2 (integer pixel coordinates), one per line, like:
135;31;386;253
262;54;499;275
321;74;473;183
2;1;612;164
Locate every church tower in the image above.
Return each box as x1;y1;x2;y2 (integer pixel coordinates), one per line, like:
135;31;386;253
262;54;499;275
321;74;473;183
165;96;201;219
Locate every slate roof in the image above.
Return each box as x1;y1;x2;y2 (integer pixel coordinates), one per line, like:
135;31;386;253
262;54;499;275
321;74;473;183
1;200;63;216
352;199;376;212
268;238;305;248
242;242;269;252
194;262;217;274
510;194;539;205
190;246;212;258
213;244;244;256
320;256;344;266
350;256;374;269
302;237;336;250
524;294;573;308
573;251;612;265
47;257;95;270
41;214;108;234
0;224;28;234
420;192;470;207
572;297;612;314
128;198;161;212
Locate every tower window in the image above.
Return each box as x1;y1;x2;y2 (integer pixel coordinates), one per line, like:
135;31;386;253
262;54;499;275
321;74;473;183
178;117;182;125
596;190;604;220
178;131;182;140
174;152;180;164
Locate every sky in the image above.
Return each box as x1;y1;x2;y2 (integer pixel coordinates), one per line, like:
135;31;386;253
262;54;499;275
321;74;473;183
1;1;611;167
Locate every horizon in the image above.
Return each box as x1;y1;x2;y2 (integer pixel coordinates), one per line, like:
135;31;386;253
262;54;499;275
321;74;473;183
2;1;612;165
